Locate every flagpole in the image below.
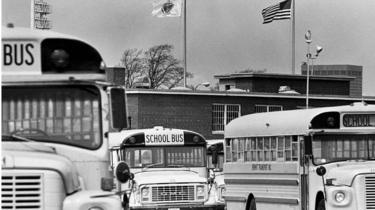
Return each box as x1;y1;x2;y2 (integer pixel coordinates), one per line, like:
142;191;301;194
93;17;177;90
183;0;187;87
291;0;295;74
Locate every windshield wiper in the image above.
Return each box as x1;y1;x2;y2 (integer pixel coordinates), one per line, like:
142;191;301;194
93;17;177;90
2;134;36;142
142;162;163;170
168;164;185;168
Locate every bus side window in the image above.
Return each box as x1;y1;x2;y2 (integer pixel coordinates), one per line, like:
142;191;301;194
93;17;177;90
277;136;285;161
225;139;232;162
232;139;238;162
285;136;292;161
264;137;270;161
257;137;264;161
271;137;277;161
245;138;251;161
292;136;299;161
251;138;257;161
238;139;245;162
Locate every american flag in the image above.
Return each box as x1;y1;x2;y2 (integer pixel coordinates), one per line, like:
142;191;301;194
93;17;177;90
262;0;292;24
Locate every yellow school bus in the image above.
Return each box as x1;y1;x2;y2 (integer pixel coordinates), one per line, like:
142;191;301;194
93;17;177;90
223;102;375;210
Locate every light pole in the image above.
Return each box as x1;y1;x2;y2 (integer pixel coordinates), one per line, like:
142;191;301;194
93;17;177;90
305;30;312;109
194;82;210;90
306;39;323;109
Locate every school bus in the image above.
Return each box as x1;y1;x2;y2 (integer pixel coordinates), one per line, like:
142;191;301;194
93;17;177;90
2;26;129;209
109;126;226;210
223;102;375;210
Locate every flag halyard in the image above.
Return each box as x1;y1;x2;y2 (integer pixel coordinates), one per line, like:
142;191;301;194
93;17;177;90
262;0;291;24
152;0;182;18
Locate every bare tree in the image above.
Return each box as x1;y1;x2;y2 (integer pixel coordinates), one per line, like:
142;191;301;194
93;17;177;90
143;44;191;89
119;48;143;88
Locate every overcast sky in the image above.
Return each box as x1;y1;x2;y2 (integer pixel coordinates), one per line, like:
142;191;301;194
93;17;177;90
3;0;375;95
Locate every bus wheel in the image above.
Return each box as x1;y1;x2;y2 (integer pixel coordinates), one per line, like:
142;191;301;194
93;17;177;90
248;198;256;210
316;199;325;210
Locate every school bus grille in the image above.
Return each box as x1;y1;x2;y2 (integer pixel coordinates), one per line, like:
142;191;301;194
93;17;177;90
151;185;195;202
1;174;43;210
365;176;375;209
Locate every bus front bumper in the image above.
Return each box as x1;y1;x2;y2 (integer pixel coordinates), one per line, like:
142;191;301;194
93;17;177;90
129;204;225;210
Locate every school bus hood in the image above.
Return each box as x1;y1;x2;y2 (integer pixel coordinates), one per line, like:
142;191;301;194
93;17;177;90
324;161;375;186
134;170;206;184
2;142;81;194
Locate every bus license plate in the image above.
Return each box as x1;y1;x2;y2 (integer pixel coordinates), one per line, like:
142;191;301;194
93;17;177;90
168;208;180;210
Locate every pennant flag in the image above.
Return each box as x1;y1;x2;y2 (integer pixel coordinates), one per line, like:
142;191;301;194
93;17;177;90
262;0;291;24
152;0;182;18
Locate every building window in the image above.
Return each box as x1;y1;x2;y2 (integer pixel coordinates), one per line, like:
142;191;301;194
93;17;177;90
254;105;283;113
212;104;240;133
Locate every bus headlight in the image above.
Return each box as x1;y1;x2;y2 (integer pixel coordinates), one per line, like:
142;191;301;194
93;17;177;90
141;187;150;202
328;188;352;207
196;185;205;200
89;207;104;210
335;191;345;203
219;187;226;201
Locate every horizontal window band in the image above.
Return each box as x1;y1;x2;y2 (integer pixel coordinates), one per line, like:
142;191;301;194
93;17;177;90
223;195;247;202
225;178;299;186
224;195;299;205
257;197;299;205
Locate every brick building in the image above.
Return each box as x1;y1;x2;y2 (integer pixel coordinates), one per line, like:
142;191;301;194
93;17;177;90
125;64;372;140
301;64;363;97
214;73;353;96
126;89;375;140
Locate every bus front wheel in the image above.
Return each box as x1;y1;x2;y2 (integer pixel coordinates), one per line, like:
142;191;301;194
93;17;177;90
248;198;256;210
317;199;325;210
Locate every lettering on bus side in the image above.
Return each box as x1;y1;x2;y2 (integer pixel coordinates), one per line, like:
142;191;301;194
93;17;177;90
342;114;375;127
144;130;184;146
252;164;271;171
3;43;34;66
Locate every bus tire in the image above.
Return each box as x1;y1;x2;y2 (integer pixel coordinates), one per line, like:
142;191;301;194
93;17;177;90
316;199;325;210
247;198;256;210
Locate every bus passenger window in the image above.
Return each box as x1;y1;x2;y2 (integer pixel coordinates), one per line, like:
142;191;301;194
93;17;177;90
285;136;292;161
257;138;264;161
238;139;245;162
271;137;277;161
277;137;284;161
245;138;251;161
292;137;299;161
264;137;270;161
232;139;238;161
251;138;257;161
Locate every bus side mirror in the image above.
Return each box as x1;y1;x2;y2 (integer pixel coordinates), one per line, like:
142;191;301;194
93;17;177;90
304;136;312;156
110;88;128;130
115;161;134;183
316;166;326;176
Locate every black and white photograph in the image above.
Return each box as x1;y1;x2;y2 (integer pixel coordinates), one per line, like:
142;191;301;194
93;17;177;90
2;0;375;210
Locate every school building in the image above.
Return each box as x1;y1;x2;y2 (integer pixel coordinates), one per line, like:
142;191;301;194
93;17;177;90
125;64;374;140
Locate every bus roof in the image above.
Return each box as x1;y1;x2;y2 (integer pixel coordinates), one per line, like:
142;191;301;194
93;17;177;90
225;102;375;138
2;26;79;41
2;26;104;76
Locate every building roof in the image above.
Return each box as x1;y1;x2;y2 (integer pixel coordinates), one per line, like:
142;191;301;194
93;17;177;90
126;89;375;101
214;72;355;81
225;102;375;138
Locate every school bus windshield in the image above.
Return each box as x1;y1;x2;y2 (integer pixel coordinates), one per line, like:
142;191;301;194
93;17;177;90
2;85;102;149
124;146;206;168
312;134;375;165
